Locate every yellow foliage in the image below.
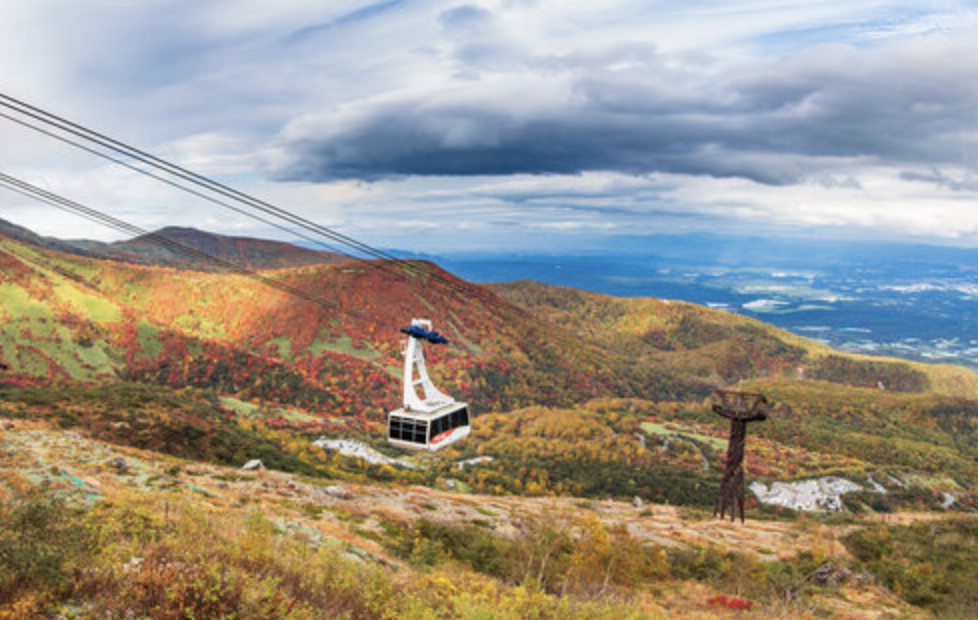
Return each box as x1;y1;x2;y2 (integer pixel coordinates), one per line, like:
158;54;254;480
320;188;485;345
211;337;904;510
567;514;613;591
0;591;44;620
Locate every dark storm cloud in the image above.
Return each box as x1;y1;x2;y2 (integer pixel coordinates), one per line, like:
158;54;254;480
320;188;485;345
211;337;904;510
900;169;978;191
730;40;978;162
279;106;723;180
274;29;978;186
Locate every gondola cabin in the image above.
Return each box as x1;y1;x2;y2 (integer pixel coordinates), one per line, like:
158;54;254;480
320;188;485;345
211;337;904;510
387;319;471;451
388;402;470;450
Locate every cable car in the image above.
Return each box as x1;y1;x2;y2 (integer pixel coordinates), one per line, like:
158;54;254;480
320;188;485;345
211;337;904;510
387;318;470;451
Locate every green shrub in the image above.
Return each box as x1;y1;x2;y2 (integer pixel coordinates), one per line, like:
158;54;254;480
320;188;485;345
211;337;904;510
843;518;978;614
0;492;91;611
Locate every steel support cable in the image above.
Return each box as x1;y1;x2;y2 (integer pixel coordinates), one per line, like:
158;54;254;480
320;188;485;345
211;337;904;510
0;176;337;315
0;94;386;260
0;93;530;336
0;106;512;321
0;99;426;286
0;93;489;304
0;170;378;327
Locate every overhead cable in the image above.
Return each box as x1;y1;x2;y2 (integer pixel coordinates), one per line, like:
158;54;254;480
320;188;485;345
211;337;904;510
0;93;490;304
0;169;372;325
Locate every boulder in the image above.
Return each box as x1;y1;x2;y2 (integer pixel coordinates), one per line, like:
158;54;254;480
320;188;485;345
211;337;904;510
324;485;352;500
241;459;264;471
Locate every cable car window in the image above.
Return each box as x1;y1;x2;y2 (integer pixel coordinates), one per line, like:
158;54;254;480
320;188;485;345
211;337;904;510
389;416;427;444
415;420;429;444
450;407;469;430
389;415;406;441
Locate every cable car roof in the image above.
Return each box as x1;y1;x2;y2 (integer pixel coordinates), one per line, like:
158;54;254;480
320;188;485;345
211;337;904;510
389;401;469;420
400;324;449;345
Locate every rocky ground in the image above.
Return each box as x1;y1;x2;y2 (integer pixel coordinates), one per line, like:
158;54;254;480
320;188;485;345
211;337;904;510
0;418;929;619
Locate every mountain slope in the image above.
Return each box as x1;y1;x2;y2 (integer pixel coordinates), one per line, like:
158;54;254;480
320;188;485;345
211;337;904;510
3;228;978;420
2;416;934;620
5;226;978;497
0;231;710;417
0;216;95;256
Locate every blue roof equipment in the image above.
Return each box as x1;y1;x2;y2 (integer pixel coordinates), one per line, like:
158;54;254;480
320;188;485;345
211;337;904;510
400;324;449;345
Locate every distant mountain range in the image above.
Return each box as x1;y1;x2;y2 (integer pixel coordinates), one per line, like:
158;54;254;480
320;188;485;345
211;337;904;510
0;217;346;271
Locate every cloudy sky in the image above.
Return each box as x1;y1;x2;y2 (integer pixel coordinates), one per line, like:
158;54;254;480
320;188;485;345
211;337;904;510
1;0;978;252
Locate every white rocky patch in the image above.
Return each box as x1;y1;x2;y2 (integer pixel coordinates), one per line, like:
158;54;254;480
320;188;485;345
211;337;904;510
241;459;264;471
887;474;907;489
456;456;494;470
866;474;888;494
314;438;416;469
750;477;863;512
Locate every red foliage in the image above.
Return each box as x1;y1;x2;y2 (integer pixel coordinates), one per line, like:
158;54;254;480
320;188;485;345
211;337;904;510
0;375;46;388
708;595;754;611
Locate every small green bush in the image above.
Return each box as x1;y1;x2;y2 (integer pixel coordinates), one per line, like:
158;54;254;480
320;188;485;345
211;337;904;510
0;492;91;611
843;518;978;615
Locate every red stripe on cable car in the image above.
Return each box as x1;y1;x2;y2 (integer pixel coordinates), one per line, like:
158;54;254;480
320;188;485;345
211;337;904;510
430;429;455;445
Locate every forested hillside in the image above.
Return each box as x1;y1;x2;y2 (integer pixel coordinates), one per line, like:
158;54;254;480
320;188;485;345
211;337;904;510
3;231;976;424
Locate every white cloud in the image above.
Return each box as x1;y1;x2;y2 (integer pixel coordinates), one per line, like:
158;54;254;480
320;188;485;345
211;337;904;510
2;0;978;249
